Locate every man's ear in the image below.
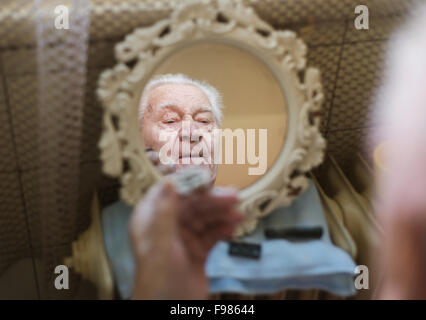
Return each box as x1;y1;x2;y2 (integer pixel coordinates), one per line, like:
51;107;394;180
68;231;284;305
140;104;153;123
146;103;153;115
140;104;153;126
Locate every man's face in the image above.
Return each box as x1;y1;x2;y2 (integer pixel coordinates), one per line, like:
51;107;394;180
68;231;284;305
141;83;219;180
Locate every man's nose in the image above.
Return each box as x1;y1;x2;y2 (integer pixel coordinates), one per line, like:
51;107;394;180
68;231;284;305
180;119;203;143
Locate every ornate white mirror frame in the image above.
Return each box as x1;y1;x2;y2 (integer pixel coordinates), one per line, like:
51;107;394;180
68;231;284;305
97;0;326;236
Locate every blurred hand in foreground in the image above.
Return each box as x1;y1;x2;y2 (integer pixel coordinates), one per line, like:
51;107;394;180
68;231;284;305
373;4;426;299
129;180;243;299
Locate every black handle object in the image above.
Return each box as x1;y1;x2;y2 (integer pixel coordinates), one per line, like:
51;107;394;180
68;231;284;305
264;226;323;240
228;241;261;260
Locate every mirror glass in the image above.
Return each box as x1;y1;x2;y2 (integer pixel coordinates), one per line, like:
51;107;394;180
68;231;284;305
138;42;287;190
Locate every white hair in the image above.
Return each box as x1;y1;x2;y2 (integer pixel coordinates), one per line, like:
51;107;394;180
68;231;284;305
139;73;223;124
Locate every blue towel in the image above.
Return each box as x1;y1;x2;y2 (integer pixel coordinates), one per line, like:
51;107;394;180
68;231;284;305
206;181;357;297
102;181;356;299
102;200;135;299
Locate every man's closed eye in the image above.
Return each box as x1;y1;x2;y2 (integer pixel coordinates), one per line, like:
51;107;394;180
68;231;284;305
162;118;179;124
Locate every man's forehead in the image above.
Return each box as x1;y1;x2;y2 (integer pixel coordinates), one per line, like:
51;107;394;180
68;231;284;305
148;83;211;107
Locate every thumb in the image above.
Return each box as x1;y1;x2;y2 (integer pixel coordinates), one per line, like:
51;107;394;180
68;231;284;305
129;180;178;255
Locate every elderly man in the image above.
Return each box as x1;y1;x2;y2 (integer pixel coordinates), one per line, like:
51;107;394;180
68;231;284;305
139;73;222;181
129;74;242;299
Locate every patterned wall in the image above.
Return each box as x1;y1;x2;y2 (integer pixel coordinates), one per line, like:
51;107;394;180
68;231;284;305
0;0;417;298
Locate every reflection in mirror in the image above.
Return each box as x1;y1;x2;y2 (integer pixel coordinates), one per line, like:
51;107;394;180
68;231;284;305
138;43;287;190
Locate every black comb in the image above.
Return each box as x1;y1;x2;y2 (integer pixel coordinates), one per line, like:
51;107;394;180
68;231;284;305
228;241;261;260
264;226;323;240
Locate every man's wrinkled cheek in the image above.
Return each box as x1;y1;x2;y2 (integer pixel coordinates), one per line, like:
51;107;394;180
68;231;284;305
141;125;153;148
149;126;171;150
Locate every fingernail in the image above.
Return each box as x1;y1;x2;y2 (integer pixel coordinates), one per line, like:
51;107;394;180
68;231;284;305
212;187;238;196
